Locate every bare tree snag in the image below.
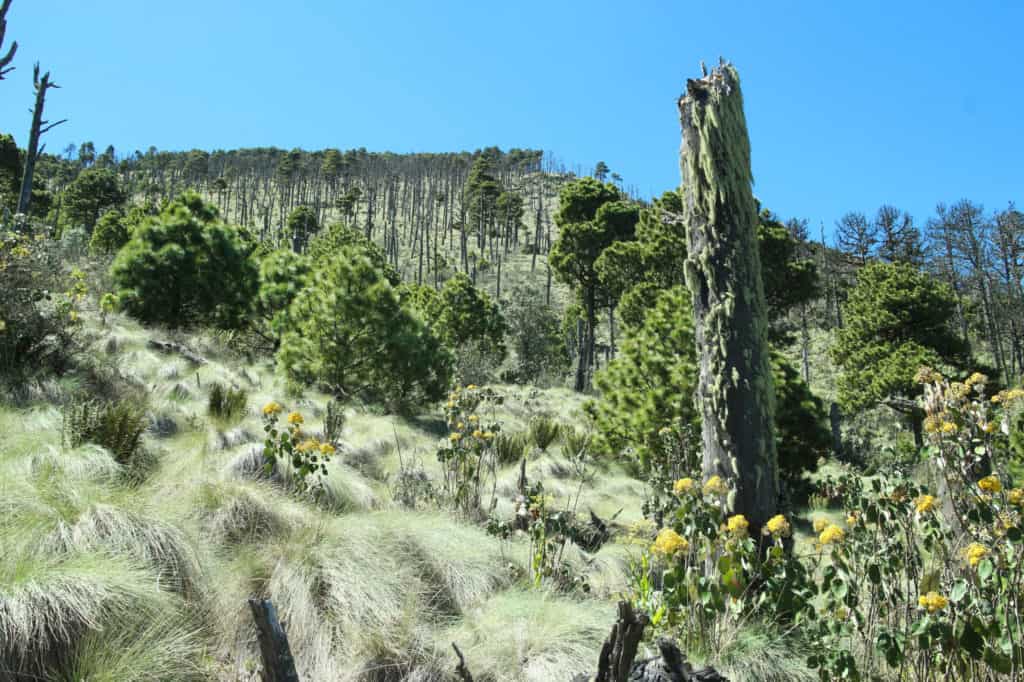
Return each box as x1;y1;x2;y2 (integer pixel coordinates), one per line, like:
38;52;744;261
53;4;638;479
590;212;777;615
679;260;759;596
0;0;16;80
452;642;475;682
248;598;300;682
596;601;649;682
678;61;779;535
17;63;66;217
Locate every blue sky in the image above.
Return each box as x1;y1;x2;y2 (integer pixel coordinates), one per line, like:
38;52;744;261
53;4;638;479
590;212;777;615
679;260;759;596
1;0;1021;236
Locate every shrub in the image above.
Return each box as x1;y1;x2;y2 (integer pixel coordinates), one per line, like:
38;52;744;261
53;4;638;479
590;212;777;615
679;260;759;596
256;248;312;341
503;285;571;385
277;245;452;409
0;228;82;381
207;382;247;421
560;428;593;461
492;431;529;466
110;191;257;328
528;414;561;452
62;398;152;478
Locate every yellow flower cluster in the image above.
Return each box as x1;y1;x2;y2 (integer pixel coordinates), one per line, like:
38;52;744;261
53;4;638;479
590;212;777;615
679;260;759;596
703;475;729;496
652;528;688;556
918;591;948;613
914;367;944;384
765;514;790;537
726;514;749;536
978;475;1002;493
947;382;970;400
287;411;304;426
846;511;860;526
673;477;695;495
813;517;828;533
262;401;283;417
966;372;988;389
449;432;462;443
992;388;1024;404
819;524;845;545
963;542;989;567
915;494;937;513
1009;488;1023;506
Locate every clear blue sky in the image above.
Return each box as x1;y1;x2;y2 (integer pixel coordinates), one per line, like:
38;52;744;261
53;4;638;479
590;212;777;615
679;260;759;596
1;0;1021;235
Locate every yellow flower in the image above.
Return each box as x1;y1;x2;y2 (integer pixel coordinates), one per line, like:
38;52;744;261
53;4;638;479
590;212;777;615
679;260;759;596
658;426;672;436
983;421;997;434
947;382;969;399
923;415;941;434
1008;488;1023;506
939;421;958;434
456;422;464;430
966;372;988;387
1006;388;1024;403
978;475;1002;493
482;431;495;440
449;432;462;443
287;412;304;426
846;511;860;527
651;528;688;556
819;524;845;545
915;494;937;514
319;443;335;456
812;517;829;533
467;384;478;390
262;401;283;416
673;477;695;495
726;514;749;536
703;475;728;496
964;542;989;567
446;400;456;409
472;429;483;439
468;414;479;423
295;438;318;453
765;514;790;537
918;591;948;613
69;309;79;322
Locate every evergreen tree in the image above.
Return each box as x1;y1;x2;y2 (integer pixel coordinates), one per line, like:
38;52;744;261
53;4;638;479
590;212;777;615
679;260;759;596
832;261;968;444
110;192;256;328
836;211;878;265
63;167;126;232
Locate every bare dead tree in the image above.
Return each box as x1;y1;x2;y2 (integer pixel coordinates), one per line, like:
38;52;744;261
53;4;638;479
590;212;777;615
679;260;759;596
17;63;66;217
0;0;17;80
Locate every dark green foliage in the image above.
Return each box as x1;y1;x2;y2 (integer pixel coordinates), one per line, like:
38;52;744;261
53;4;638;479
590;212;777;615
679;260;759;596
832;262;968;413
306;221;400;285
560;428;593;460
528;414;561;452
256;248;312;340
408;273;508;360
757;211;819;321
465;155;502;235
207;382;247;421
0;133;20;211
277;244;452;409
1009;407;1024;464
588;287;699;468
772;353;831;497
62;168;126;232
62;398;152;477
503;285;570;384
286;205;319;253
589;286;825;483
110;192;257;328
88;205;153;255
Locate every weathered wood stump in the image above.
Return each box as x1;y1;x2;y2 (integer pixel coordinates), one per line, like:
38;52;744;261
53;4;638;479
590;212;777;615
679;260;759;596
248;598;300;682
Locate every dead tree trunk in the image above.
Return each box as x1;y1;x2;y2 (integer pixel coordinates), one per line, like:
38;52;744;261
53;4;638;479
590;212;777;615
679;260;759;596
17;63;66;217
678;61;778;536
0;0;17;81
248;598;300;682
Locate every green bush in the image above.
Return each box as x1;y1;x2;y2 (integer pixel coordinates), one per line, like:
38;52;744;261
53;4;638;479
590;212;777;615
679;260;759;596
62;399;152;478
492;431;529;466
323;399;346;444
503;285;571;385
256;248;312;342
407;273;508;368
110;191;257;328
206;382;247;421
528;414;561;452
560;428;593;461
277;244;452;409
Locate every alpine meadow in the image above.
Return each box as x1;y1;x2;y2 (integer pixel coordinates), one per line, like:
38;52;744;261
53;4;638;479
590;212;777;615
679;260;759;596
3;2;1024;681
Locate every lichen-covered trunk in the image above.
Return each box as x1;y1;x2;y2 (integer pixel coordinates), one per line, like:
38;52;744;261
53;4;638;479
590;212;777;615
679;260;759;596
678;62;778;534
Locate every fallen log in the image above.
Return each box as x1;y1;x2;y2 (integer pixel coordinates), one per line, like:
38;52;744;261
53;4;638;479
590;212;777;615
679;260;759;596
147;339;207;366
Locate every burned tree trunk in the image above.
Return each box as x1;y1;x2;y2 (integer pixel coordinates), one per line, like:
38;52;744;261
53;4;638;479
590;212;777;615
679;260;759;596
678;61;778;535
17;63;66;217
248;598;300;682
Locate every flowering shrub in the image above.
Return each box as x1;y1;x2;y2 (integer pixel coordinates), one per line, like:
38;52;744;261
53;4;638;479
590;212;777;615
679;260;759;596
630;369;1024;681
260;402;334;492
436;384;502;514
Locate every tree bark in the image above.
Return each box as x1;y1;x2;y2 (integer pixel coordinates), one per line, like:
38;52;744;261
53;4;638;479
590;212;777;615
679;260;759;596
678;62;778;534
17;64;65;218
248;598;300;682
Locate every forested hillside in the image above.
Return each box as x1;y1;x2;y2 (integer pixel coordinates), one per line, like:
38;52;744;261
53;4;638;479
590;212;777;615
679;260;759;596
3;2;1024;681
